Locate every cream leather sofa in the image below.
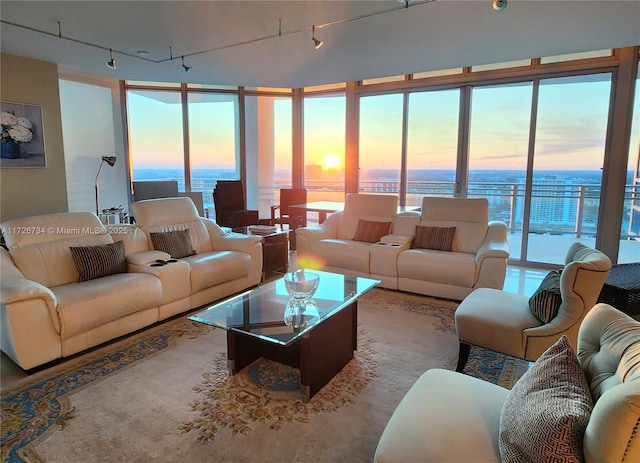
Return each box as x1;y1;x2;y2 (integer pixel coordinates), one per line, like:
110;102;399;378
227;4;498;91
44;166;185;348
296;195;509;300
374;303;640;463
0;199;262;370
296;193;400;281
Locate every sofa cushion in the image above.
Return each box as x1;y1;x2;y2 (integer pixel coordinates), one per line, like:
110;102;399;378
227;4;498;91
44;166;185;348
184;251;251;293
412;226;456;251
314;239;372;274
150;229;196;259
353;219;392;243
70;241;127;282
397;249;476;288
53;272;162;340
528;270;562;323
499;335;593;463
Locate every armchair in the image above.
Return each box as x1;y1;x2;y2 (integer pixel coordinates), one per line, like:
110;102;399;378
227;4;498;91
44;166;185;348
374;303;640;463
212;180;259;228
455;242;611;371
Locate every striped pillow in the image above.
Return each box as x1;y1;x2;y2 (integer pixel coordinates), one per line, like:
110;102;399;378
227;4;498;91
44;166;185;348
499;335;593;463
70;241;127;282
411;226;456;251
352;220;392;243
529;270;562;323
150;229;196;259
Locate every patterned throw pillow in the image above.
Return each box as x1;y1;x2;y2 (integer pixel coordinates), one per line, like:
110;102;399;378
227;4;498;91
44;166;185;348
352;220;392;243
499;335;594;463
150;229;196;259
411;226;456;251
70;241;127;282
529;270;562;323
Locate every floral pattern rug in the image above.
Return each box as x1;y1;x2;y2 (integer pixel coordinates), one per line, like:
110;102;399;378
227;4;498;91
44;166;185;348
179;334;377;442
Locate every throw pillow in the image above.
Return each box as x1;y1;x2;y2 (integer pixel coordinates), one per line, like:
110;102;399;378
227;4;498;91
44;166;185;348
352;219;392;243
529;270;562;323
150;229;196;259
411;226;456;251
70;241;127;283
499;335;594;463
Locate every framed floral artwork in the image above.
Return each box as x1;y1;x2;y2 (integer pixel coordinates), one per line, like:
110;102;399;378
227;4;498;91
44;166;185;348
1;101;46;168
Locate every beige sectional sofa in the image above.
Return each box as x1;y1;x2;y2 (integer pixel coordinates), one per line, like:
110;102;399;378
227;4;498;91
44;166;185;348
296;194;510;300
0;197;262;370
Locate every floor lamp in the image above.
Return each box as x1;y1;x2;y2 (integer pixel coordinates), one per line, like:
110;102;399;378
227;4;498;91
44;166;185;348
95;156;116;215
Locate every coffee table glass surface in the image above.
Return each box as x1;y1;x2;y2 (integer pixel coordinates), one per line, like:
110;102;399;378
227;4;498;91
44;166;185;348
189;270;379;345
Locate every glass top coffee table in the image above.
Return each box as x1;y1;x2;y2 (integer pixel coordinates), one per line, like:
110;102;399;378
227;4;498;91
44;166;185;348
189;270;380;401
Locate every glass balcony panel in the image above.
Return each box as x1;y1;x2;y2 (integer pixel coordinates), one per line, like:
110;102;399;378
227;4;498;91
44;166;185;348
468;82;533;260
529;73;612;264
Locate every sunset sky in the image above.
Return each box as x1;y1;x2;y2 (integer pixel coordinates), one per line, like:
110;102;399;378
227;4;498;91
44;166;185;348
128;74;638;174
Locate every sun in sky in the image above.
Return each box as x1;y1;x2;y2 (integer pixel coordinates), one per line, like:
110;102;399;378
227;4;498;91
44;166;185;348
322;153;341;169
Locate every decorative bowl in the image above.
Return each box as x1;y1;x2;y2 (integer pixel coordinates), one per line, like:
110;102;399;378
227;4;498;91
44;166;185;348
283;270;320;300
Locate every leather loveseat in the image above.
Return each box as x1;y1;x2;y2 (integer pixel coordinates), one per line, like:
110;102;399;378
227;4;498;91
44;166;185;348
0;198;262;370
296;194;509;300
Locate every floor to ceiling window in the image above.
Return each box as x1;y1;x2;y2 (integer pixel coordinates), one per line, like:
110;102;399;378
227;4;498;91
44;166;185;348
468;82;533;259
121;47;637;266
303;94;346;202
187;92;238;211
245;93;292;217
127;89;185;189
527;74;612;264
406;89;460;206
359;93;404;196
621;77;640;263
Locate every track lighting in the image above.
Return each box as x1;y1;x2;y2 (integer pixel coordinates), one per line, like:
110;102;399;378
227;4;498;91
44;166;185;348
181;55;191;73
106;48;116;69
492;0;507;11
312;25;323;50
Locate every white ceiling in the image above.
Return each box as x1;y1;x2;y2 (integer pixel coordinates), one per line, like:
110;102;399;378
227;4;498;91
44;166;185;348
1;1;639;89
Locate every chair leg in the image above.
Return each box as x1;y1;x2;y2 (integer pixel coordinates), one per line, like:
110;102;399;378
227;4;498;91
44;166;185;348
456;343;471;373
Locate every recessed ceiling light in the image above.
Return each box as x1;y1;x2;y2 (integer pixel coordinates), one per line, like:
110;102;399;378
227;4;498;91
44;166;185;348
137;50;151;56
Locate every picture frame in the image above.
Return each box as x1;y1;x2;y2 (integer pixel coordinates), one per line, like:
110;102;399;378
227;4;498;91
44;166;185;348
1;101;46;168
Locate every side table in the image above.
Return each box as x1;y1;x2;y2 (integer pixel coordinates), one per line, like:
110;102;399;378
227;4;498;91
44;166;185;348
233;226;289;281
597;262;640;316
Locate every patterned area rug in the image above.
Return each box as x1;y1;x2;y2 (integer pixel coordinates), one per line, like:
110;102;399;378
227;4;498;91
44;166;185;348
1;288;529;463
179;335;377;442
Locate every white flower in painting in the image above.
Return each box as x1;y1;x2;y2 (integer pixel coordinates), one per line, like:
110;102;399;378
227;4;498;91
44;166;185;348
16;117;32;129
1;112;17;126
8;125;33;143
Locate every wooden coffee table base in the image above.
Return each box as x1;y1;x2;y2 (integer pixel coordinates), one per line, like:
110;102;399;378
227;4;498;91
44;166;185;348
226;300;358;402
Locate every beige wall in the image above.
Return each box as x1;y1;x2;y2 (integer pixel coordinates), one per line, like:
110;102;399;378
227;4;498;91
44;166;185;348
1;53;68;222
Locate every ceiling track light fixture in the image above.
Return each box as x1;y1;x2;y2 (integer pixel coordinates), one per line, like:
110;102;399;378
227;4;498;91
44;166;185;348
312;25;323;50
1;1;437;65
181;55;192;73
493;0;507;11
106;48;116;69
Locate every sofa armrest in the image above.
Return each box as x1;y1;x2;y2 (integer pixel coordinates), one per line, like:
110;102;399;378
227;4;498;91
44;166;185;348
1;274;58;314
126;250;172;266
475;221;510;262
296;213;340;255
210;231;262;252
379;234;414;246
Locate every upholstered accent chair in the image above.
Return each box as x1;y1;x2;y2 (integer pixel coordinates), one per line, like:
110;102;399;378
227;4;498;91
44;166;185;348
455;242;611;372
374;303;640;463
